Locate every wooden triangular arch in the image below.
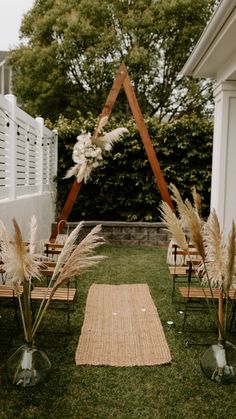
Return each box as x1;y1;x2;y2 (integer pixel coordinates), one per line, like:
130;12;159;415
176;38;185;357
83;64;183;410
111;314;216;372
50;63;174;241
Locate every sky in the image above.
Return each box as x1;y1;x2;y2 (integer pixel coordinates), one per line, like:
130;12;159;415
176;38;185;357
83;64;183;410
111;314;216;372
0;0;35;51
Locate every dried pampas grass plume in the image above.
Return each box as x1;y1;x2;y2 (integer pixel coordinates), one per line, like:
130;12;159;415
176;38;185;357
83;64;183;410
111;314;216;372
169;183;190;229
32;222;107;337
192;186;202;216
160;185;236;343
29;215;38;255
94;127;129;151
203;209;223;287
203;210;235;289
0;219;42;296
51;221;84;280
51;224;106;293
225;221;236;290
0;219;10;255
159;201;188;253
184;201;205;260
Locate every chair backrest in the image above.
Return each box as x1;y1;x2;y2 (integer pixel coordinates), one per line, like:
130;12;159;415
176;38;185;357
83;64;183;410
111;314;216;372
44;242;65;260
55;220;70;245
185;243;202;266
167;238;186;266
171;242;202;281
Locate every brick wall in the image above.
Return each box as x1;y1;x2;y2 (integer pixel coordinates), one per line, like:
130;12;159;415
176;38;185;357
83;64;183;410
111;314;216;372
52;221;170;247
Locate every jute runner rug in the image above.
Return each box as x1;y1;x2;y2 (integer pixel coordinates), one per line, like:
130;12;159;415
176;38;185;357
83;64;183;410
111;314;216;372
75;283;171;366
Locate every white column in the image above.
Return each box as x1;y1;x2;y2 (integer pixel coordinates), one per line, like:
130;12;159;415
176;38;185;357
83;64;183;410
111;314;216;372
211;81;236;234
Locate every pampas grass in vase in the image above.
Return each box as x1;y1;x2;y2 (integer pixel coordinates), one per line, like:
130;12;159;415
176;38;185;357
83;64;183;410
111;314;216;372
160;184;236;384
0;217;106;387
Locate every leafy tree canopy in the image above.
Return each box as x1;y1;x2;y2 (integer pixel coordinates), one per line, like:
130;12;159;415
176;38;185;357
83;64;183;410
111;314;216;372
9;0;216;122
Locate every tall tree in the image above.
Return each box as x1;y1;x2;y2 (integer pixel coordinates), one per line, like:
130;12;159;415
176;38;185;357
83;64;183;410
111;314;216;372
9;0;216;121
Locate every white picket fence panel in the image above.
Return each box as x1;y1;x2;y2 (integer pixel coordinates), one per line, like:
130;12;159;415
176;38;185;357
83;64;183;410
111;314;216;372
0;94;57;201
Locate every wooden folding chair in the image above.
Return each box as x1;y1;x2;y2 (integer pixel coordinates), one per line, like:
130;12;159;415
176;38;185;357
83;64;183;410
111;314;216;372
32;261;78;334
168;243;200;302
0;285;22;345
43;242;64;261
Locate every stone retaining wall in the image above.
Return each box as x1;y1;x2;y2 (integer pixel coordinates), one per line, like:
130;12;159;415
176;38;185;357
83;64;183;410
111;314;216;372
52;221;170;247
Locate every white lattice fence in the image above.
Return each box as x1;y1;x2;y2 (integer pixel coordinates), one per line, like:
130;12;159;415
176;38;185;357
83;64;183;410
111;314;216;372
0;94;57;200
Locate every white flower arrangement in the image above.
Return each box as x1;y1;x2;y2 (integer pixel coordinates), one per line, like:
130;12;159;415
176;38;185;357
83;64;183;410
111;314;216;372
64;118;129;183
65;133;103;183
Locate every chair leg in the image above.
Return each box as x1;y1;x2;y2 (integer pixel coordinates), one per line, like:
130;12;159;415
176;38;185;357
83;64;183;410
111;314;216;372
172;276;176;302
182;299;189;332
67;310;71;335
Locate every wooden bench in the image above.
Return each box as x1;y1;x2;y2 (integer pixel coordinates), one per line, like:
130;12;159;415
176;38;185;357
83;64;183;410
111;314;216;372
178;286;236;333
31;286;76;303
0;284;76;306
168;266;191;276
0;282;77;334
169;262;199;302
0;284;76;302
0;285;20;299
179;287;236;300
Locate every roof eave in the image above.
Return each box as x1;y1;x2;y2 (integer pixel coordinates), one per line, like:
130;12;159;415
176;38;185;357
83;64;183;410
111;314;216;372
180;0;236;78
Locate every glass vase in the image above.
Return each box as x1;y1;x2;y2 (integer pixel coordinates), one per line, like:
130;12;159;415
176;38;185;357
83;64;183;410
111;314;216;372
6;341;51;387
200;341;236;384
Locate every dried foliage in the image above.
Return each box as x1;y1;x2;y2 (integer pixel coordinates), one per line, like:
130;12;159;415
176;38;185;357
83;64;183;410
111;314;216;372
160;185;236;341
0;217;106;341
159;201;188;253
49;224;106;299
0;219;42;296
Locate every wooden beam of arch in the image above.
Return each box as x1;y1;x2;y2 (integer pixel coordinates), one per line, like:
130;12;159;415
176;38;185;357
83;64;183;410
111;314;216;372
122;65;174;209
50;63;173;241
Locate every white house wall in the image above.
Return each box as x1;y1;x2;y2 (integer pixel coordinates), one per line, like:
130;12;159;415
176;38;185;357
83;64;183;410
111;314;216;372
180;0;236;236
211;81;236;234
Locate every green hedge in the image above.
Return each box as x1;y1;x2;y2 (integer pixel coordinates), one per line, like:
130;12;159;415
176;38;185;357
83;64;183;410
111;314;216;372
55;114;213;221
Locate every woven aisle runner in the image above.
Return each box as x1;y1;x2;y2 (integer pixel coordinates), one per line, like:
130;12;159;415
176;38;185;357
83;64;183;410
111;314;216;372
75;284;171;366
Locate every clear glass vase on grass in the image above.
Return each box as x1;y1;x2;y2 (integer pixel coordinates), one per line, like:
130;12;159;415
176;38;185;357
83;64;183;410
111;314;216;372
6;341;51;387
200;341;236;384
5;280;51;388
200;288;236;384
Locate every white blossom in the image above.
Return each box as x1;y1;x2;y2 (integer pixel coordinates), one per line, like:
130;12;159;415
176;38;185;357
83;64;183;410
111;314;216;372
64;127;128;183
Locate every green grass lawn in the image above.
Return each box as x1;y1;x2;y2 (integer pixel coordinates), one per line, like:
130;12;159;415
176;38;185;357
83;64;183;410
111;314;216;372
0;245;236;419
